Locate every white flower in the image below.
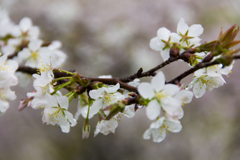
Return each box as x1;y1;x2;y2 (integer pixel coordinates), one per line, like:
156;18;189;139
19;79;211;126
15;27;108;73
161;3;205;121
94;118;118;136
0;9;14;37
143;117;182;143
11;17;39;40
74;94;89;120
1;38;21;56
0;87;16;116
0;55;18;87
88;83;125;117
138;71;182;120
42;93;77;133
47;41;67;68
28;53;57;109
188;64;232;98
177;18;204;47
18;39;52;68
150;27;181;61
164;90;193;120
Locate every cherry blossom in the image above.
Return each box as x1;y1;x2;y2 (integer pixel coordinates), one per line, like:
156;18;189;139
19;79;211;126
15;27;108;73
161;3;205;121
138;71;182;120
143;117;182;143
42;93;77;133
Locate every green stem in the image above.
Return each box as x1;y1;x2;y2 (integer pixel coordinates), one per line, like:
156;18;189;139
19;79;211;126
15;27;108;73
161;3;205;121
54;77;72;82
51;81;72;95
54;69;75;75
68;92;76;103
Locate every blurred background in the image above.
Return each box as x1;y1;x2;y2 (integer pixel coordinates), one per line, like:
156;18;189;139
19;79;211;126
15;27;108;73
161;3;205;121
1;0;240;159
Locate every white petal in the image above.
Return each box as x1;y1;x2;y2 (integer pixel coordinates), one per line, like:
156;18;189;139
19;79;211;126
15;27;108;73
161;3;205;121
150;117;165;128
188;24;204;37
104;83;120;93
163;84;180;96
177;18;189;35
123;104;135;118
28;26;40;39
57;95;69;110
29;39;43;52
193;81;206;98
152;128;166;143
98;75;112;78
138;82;155;99
45;93;58;107
151;71;165;92
65;111;77;127
164;119;182;132
170;32;181;42
60;123;70;133
150;37;164;51
143;128;152;140
19;17;32;32
0;100;9;113
174;90;193;104
160;49;170;61
157;27;171;41
161;97;182;115
146;100;161;120
89;99;103;116
89;88;104;99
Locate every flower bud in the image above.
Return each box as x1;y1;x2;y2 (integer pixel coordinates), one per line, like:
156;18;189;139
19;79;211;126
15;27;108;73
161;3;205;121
170;44;180;58
82;123;90;139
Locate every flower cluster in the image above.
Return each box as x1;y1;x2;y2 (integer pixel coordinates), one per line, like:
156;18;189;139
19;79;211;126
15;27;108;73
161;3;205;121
0;55;18;115
150;18;204;61
138;71;193;142
0;8;239;144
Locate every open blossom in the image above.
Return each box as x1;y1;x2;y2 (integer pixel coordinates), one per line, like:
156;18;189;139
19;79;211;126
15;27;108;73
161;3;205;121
150;27;181;61
18;39;52;67
42;93;77;133
47;41;67;68
138;71;182;120
143;117;182;143
150;18;204;61
0;55;18;115
94;118;118;136
0;87;16;116
88;83;125;117
188;64;233;98
0;9;14;37
11;17;39;40
27;54;57;109
0;55;18;87
177;18;204;47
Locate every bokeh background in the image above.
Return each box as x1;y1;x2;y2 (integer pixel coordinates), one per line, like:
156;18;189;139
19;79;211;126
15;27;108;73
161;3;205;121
1;0;240;159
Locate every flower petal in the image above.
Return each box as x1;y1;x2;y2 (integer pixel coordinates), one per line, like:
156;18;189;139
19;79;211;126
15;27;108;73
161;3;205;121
19;17;32;32
151;71;165;92
152;128;166;143
160;49;170;61
143;128;152;140
162;84;180;96
177;18;189;35
157;27;171;41
188;24;204;37
146;100;161;120
164;119;182;133
89;88;104;99
193;81;206;98
150;37;164;51
104;83;120;93
138;82;155;99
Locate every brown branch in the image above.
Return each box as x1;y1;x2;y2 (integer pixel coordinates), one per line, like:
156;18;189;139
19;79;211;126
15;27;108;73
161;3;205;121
167;61;220;84
89;77;137;92
119;56;181;82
